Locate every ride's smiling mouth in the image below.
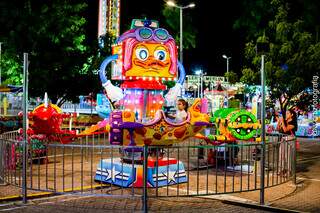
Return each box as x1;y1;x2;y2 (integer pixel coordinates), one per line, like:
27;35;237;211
235;127;254;135
228;122;259;129
133;58;169;70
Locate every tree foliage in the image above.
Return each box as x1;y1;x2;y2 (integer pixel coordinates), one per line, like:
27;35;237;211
162;5;197;50
224;71;238;85
0;0;104;105
233;0;273;40
239;0;319;117
0;52;22;85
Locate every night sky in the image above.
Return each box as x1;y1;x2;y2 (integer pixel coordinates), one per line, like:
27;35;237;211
88;0;244;76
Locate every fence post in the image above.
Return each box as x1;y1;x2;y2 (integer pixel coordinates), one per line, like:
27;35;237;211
143;145;148;213
259;54;266;205
0;138;4;185
292;138;296;185
22;53;29;204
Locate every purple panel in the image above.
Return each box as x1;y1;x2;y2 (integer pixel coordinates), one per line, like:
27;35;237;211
194;121;210;127
109;110;124;145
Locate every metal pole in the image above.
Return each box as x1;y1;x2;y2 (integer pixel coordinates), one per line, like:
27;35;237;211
0;133;3;185
0;42;2;115
180;8;183;64
260;54;266;205
200;72;203;98
22;53;29;204
0;42;2;85
197;76;200;98
143;145;148;213
292;137;297;185
226;58;229;75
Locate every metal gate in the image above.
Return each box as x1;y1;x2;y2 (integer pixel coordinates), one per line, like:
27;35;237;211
0;130;296;212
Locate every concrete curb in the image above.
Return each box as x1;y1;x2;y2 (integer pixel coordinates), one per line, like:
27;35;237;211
0;184;109;202
199;194;301;212
221;199;302;213
0;192;54;202
198;181;300;212
1;192;302;212
0;183;302;212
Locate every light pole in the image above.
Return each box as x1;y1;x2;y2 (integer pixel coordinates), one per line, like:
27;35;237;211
256;40;269;205
222;54;231;77
0;42;2;85
167;1;195;64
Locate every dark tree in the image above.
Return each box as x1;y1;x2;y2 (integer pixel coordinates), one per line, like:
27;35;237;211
238;0;319;118
0;0;107;106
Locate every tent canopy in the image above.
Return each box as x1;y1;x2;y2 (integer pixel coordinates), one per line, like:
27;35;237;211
0;85;23;93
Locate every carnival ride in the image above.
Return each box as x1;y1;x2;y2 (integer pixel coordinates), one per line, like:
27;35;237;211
27;102;77;144
82;19;264;187
90;19;212;187
12;19;262;188
195;108;261;144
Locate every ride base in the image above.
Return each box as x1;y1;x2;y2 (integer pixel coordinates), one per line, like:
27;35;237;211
95;157;187;187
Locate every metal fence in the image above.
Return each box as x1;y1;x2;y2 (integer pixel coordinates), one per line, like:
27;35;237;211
28;101;97;114
0;131;296;211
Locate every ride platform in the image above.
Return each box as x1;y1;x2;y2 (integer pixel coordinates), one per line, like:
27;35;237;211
95;157;187;187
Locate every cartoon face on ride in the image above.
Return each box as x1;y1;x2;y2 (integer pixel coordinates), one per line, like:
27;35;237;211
211;108;261;141
227;110;260;140
99;19;185;121
99;20;185;121
119;27;177;78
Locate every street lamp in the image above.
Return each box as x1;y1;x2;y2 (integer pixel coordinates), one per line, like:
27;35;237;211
167;1;195;64
222;54;231;78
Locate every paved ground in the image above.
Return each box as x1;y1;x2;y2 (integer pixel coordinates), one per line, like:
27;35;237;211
269;138;320;212
0;137;318;212
0;196;276;213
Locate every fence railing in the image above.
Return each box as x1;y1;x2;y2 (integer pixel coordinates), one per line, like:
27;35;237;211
28;102;97;114
0;132;296;210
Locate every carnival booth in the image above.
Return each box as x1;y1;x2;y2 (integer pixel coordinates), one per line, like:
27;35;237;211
204;82;228;114
295;112;320;137
0;85;23;133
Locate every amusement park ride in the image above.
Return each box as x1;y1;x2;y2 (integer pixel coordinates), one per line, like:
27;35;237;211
26;94;77;144
24;19;261;188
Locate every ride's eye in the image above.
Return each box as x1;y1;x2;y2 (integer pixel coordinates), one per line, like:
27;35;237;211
136;48;149;61
139;28;153;40
237;117;241;122
236;129;240;133
154;28;169;41
154;50;166;61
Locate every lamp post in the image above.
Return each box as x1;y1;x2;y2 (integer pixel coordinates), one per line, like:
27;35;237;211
222;54;231;77
0;42;2;85
256;40;269;205
167;1;195;64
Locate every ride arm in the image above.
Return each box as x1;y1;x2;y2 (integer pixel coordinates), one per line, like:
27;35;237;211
165;61;186;103
99;54;124;102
